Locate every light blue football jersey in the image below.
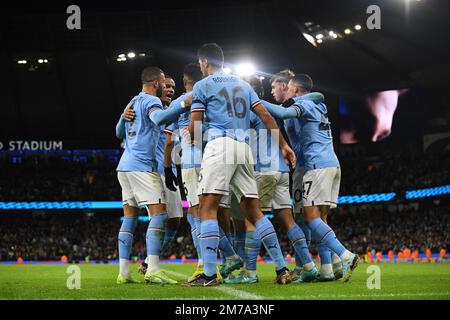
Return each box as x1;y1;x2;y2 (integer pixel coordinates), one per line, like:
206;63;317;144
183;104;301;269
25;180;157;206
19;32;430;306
117;92;163;172
155;102;179;176
250;112;290;173
166;92;203;170
285;97;340;170
191;70;261;143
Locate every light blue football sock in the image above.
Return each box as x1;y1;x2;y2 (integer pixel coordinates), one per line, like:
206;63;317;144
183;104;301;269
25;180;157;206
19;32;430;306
219;226;237;259
255;216;286;271
200;219;220;277
187;213;201;259
308;217;346;256
161;225;177;255
146;213;168;256
244;230;261;272
193;216;203;260
234;229;246;261
118;217;138;260
287;224;313;267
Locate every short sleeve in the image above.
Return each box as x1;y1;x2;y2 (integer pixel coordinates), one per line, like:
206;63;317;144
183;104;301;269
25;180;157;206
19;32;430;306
145;97;163;118
165;121;178;135
191;81;207;113
248;85;261;110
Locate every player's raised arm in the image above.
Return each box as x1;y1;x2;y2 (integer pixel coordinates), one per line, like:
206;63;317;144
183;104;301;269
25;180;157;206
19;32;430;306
261;92;325;120
115;104;136;139
115;116;126;139
149;99;189;126
252;102;296;169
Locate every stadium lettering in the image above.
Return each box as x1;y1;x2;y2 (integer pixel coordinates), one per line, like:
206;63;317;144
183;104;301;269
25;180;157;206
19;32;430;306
8;140;63;151
175;304;209;317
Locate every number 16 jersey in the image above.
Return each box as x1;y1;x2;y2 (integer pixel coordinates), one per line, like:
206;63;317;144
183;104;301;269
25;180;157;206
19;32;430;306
191;70;261;144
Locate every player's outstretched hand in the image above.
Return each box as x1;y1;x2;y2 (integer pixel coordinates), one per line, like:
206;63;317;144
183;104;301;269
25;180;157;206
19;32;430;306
164;167;178;192
281;145;296;169
123;105;135;121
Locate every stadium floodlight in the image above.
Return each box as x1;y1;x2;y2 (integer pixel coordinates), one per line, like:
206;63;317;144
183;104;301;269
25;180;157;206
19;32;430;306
38;59;44;64
127;52;136;58
315;33;324;40
139;53;146;57
17;60;27;64
355;24;362;31
344;28;352;35
317;39;323;44
223;67;232;74
44;59;48;63
329;31;336;36
302;32;317;47
118;54;126;58
236;63;255;76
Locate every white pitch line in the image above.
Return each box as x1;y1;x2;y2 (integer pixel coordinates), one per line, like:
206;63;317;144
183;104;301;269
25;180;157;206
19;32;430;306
164;270;450;300
164;270;264;300
270;292;450;299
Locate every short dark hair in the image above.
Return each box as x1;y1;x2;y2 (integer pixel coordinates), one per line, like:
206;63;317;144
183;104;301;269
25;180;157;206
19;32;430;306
183;63;203;83
141;67;164;85
291;74;313;93
243;75;264;99
197;43;224;68
270;69;295;84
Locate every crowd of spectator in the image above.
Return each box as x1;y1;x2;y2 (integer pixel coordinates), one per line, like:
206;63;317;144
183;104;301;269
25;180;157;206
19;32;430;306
0;141;448;261
1;142;448;202
1;203;447;262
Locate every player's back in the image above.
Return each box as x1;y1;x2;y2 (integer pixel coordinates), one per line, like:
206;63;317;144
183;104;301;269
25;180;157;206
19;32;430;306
291;97;339;169
192;71;260;143
250;113;289;173
117;92;163;172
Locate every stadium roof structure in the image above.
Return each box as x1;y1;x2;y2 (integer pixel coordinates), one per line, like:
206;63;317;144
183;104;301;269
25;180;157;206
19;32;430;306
1;0;449;141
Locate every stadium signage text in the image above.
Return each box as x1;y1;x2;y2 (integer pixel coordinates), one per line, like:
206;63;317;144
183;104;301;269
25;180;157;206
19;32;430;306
0;140;63;151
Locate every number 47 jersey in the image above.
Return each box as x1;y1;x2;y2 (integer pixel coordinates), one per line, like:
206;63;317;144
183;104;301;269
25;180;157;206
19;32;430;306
191;70;261;143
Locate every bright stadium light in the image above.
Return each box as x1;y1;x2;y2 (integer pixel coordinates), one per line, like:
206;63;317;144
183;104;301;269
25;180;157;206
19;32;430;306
344;28;352;35
317;39;323;44
127;52;136;58
17;60;27;64
223;67;232;74
355;24;362;31
138;53;146;57
118;54;125;58
302;32;317;47
236;63;255;76
38;59;44;64
315;33;324;40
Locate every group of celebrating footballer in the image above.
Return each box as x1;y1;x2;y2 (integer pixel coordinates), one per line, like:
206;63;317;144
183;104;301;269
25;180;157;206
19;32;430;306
115;43;359;287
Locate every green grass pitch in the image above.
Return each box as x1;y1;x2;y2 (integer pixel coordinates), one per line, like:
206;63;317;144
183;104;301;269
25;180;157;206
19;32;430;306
1;262;449;300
